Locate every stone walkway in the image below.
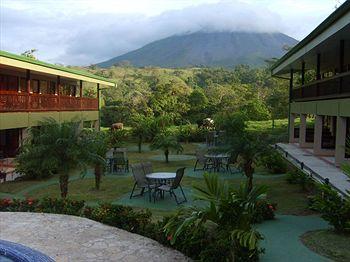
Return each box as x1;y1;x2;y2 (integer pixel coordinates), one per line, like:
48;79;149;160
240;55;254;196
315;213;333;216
0;212;189;262
277;143;350;195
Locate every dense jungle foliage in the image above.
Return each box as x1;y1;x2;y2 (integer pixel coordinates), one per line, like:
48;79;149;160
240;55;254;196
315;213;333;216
87;65;288;127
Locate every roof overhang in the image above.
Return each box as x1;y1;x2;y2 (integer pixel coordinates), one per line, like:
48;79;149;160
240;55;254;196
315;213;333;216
271;1;350;76
0;51;116;87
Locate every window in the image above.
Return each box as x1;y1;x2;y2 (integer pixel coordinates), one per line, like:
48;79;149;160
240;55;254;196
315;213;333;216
0;74;19;92
40;80;48;94
31;80;40;93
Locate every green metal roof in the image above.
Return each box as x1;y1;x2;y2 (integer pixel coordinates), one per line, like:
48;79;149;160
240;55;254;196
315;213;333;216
0;50;115;84
271;0;350;73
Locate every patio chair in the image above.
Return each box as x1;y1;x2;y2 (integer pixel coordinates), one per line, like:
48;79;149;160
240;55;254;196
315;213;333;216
130;163;156;202
194;150;213;171
222;153;240;174
113;151;129;173
156;167;187;205
142;162;153;175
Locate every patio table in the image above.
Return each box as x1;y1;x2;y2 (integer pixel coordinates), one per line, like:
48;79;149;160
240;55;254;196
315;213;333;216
146;172;177;201
204;153;229;172
146;172;176;180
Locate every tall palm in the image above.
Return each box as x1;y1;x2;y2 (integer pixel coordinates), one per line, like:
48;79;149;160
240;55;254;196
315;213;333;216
81;130;108;190
131;114;153;153
231;132;269;192
150;132;183;163
17;118;88;198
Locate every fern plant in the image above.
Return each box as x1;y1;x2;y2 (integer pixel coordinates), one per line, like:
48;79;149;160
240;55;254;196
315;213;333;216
164;173;266;260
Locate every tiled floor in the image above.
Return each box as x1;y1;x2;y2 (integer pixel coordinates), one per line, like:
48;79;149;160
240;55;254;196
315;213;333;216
277;143;350;195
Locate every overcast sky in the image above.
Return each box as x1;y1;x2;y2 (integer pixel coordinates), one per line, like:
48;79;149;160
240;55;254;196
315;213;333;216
0;0;346;65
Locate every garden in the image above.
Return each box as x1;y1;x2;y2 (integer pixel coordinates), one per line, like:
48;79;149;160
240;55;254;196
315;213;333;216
0;112;349;262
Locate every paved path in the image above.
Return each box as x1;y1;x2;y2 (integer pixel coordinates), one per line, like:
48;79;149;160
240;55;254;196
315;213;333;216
277;143;350;195
0;212;189;262
257;215;330;262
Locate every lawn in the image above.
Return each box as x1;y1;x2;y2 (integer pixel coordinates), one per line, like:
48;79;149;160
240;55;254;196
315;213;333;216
301;229;350;262
0;142;311;217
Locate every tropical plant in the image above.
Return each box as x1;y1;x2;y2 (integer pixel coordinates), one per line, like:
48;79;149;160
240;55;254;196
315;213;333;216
341;136;350;177
164;173;268;261
311;184;350;233
81;130;109;190
150;132;183;163
230;132;270;192
16;119;88;198
130;114;154;153
108;128;129;149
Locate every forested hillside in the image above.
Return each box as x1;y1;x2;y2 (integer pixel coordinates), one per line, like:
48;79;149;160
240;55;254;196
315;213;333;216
87;65;288;127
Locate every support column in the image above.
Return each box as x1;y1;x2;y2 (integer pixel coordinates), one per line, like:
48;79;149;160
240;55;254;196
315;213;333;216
335;116;347;166
299;114;307;147
57;76;61;110
26;70;30;110
289;113;296;143
96;83;100;131
313;115;323;154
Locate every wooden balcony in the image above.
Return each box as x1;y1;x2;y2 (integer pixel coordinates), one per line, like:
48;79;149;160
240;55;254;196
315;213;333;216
291;71;350;101
0;91;98;112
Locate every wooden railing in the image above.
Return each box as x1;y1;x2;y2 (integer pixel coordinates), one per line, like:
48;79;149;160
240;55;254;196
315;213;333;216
0;91;98;112
292;71;350;101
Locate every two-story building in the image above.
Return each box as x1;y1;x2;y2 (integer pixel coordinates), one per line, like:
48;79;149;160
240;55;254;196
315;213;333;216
0;50;115;160
272;1;350;169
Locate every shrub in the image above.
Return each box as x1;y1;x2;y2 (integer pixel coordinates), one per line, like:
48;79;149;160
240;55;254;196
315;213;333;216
311;184;350;233
286;169;315;192
254;201;277;223
38;197;85;215
259;151;287;174
83;203;152;234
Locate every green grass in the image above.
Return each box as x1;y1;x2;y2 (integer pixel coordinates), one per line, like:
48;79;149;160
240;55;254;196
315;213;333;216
301;230;350;262
0;141;313;217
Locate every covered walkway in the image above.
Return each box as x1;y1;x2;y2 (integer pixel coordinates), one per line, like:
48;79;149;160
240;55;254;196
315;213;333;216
276;143;350;195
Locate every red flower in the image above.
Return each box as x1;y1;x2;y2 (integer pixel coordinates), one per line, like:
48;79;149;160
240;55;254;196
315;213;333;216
27;198;34;205
2;198;12;205
167;235;173;241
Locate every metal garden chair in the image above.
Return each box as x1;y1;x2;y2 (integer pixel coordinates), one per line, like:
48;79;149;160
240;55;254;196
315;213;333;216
156;167;187;205
130;163;156;202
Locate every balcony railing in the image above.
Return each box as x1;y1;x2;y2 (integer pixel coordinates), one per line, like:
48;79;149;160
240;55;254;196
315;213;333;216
291;71;350;101
0;91;98;112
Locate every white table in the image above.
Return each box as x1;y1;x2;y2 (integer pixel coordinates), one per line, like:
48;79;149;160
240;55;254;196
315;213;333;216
146;172;176;180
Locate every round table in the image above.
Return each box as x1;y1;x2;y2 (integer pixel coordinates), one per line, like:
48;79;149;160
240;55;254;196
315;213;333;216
146;172;176;180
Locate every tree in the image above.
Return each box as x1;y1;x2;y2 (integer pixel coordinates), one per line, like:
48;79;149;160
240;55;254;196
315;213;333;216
229;132;270;192
81;130;109;190
16;119;88;198
150;132;183;163
131;114;154;153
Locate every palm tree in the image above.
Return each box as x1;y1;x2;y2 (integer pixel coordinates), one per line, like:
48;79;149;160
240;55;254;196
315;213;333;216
81;130;108;190
228;132;270;192
131;114;153;153
16;119;89;198
150;132;183;163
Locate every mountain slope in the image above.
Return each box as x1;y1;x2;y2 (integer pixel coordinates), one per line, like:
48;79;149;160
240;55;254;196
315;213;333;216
98;31;298;68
